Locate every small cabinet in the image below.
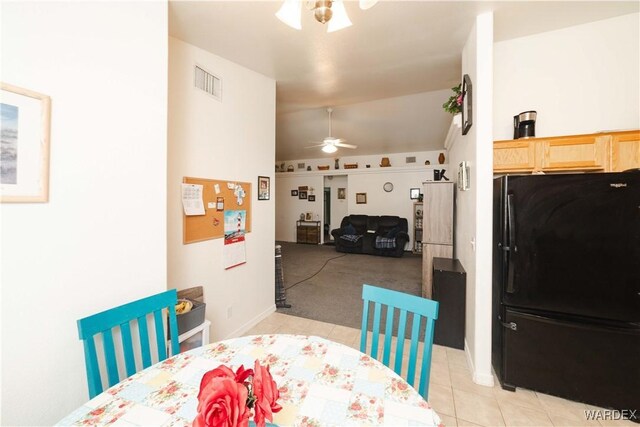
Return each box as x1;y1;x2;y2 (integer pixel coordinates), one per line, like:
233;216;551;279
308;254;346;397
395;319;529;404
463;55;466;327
610;131;640;172
540;135;607;171
494;140;536;172
296;220;320;244
413;202;423;254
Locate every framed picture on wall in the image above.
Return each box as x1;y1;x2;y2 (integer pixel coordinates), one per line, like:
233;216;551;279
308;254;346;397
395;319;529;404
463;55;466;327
1;83;51;202
257;176;270;200
356;193;367;204
462;74;473;135
291;190;298;196
299;191;307;200
337;188;346;199
308;195;316;202
410;188;420;200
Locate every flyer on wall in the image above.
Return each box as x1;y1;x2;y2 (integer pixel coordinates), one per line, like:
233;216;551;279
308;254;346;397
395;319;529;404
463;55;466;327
223;209;246;269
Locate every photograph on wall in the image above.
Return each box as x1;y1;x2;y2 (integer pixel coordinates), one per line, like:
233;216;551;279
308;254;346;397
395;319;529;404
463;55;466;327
1;83;51;202
223;209;246;269
308;195;316;202
291;190;298;196
337;188;346;199
257;176;270;200
356;192;367;204
299;191;307;200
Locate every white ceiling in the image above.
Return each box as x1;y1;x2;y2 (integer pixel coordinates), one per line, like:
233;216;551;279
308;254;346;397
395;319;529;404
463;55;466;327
169;1;639;160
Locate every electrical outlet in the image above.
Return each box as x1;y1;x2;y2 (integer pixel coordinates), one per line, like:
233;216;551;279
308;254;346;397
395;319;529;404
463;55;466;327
227;307;232;319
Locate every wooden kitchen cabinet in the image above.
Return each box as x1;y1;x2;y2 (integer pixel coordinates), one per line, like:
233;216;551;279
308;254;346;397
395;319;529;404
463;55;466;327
610;131;640;172
494;130;639;174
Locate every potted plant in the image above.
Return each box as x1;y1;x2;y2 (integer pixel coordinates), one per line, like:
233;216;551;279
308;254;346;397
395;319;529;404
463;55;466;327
443;83;463;126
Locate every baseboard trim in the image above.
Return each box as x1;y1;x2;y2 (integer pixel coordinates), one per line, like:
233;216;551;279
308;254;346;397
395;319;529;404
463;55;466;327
464;338;495;387
224;304;276;340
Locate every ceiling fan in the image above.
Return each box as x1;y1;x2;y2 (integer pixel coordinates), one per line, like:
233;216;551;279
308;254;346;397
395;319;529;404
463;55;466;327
306;108;357;154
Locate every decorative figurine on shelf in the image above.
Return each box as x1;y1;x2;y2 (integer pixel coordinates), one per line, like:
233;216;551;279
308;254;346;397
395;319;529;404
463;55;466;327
380;157;391;167
438;153;446;164
335;158;340;169
307;166;311;171
287;165;294;172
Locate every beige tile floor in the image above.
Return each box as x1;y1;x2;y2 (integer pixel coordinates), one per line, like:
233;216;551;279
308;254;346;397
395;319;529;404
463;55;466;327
242;312;635;427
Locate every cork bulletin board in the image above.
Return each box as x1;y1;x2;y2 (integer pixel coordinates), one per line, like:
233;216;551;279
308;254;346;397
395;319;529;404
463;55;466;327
183;177;252;244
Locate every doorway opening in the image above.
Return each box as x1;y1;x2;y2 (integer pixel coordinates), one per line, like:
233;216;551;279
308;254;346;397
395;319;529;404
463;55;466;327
324;187;331;242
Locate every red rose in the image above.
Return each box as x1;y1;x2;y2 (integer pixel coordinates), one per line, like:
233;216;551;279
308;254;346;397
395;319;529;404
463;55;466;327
193;377;250;427
198;365;254;401
252;360;282;427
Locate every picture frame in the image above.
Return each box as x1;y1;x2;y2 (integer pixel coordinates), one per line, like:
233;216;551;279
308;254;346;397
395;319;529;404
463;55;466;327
308;195;316;202
291;189;298;196
257;176;270;200
337;188;346;200
356;192;367;204
299;191;307;200
462;74;473;136
305;212;313;221
410;188;420;200
1;83;51;202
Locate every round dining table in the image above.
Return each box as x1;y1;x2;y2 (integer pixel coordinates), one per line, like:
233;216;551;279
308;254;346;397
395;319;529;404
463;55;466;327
58;334;443;426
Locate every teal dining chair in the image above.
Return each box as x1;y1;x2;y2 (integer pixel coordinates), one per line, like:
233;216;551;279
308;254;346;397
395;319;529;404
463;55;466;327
77;289;180;398
360;284;439;400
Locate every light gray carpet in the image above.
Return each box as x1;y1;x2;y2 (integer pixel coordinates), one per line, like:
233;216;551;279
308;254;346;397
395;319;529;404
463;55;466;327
276;241;422;330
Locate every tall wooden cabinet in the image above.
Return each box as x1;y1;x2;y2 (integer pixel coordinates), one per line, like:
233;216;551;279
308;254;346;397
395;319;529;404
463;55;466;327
421;182;455;299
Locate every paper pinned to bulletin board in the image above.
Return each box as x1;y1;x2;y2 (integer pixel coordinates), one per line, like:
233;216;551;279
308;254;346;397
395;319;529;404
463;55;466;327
223;210;246;269
182;177;252;244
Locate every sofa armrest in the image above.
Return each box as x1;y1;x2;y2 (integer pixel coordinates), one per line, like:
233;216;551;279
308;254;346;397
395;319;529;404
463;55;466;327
396;231;410;244
331;228;345;239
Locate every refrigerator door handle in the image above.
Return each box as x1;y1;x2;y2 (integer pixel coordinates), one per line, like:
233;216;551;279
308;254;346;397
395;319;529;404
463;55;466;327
506;193;516;293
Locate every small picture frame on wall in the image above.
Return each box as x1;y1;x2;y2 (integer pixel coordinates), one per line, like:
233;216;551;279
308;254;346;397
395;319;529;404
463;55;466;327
291;190;298;196
257;176;270;200
299;191;307;200
308;195;316;202
462;74;473;136
337;188;346;199
356;193;367;204
410;188;420;200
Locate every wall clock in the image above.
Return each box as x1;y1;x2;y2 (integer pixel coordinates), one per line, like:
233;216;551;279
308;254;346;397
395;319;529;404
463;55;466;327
383;182;394;192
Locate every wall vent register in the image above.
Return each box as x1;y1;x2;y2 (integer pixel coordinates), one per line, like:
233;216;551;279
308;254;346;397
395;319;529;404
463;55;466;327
194;65;221;100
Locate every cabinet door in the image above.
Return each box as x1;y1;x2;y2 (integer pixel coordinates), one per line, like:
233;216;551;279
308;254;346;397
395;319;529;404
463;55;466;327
610;132;640;172
493;141;536;172
540;135;607;171
423;182;454;245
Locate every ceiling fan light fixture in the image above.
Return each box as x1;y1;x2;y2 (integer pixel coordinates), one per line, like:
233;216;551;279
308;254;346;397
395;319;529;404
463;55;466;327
313;0;333;24
322;144;338;153
275;0;302;30
327;0;352;32
359;0;378;10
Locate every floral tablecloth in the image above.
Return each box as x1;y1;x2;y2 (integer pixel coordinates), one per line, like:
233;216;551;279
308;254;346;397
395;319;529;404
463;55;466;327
58;334;443;426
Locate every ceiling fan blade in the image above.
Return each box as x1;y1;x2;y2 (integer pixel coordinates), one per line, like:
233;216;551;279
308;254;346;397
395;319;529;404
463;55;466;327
305;143;326;148
335;142;357;149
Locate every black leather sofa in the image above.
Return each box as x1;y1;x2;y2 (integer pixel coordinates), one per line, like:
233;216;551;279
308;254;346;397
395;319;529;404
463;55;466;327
330;215;410;258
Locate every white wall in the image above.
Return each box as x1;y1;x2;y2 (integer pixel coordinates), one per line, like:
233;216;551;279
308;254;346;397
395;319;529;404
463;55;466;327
167;38;276;342
494;13;640;140
447;12;494;387
275;174;325;242
0;2;168;424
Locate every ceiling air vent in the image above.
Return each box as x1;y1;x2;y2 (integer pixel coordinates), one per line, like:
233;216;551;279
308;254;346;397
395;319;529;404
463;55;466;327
194;65;221;100
406;156;416;164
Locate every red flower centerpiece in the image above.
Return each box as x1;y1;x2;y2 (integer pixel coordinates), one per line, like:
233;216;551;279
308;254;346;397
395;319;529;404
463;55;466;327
194;360;282;427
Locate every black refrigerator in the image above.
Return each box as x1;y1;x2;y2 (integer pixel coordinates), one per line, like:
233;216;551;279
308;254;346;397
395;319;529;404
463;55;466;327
492;172;640;415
